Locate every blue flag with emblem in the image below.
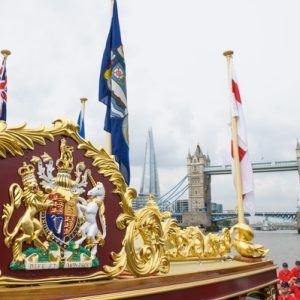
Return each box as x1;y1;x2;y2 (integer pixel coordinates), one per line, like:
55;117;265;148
77;110;85;138
99;0;130;185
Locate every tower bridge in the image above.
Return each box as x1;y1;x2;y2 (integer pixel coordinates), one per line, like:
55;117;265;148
134;128;300;232
171;212;297;225
156;141;300;230
205;160;298;175
211;212;297;222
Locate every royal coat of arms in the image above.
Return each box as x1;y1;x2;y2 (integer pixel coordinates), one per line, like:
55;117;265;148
0;120;173;286
2;138;106;271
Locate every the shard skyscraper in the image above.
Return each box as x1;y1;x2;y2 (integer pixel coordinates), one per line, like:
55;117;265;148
134;128;160;210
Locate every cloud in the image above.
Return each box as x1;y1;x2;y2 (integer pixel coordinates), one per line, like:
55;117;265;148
1;0;300;211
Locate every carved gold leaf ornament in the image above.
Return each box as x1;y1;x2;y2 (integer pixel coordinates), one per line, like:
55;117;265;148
0;119;175;283
103;191;174;277
0;122;54;158
0;119;268;285
123;195;171;276
230;223;269;258
164;221;268;261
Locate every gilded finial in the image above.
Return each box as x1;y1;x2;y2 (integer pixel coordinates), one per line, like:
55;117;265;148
18;162;35;183
1;49;11;58
223;50;234;58
56;138;74;174
146;194;158;208
80;97;88;104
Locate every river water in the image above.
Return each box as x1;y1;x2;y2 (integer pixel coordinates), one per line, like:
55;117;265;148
253;230;300;268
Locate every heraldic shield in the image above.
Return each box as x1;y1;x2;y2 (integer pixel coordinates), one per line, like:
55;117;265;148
0;120;129;284
42;193;80;247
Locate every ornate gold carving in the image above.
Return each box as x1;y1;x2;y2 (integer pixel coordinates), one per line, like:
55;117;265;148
165;226;203;259
0;122;54;158
0;119;269;286
104;194;176;277
165;225;231;260
164;220;268;260
2;163;51;263
56;138;74;174
203;228;231;258
0;119;174;283
2;135;109;275
246;284;277;300
230;223;269;258
262;284;277;300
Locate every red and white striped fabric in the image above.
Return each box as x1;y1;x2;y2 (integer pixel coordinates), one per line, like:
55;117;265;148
230;64;254;212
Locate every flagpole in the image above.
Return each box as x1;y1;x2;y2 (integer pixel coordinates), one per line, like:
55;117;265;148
110;0;115;15
80;97;87;131
0;50;11;124
105;0;115;156
80;97;87;136
1;49;11;61
223;50;245;224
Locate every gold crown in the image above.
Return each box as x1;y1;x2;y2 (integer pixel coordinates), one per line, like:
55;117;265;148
56;138;74;174
18;162;35;182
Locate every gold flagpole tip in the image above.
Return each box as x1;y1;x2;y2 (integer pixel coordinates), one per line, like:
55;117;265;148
223;50;234;57
1;50;11;57
80;97;88;103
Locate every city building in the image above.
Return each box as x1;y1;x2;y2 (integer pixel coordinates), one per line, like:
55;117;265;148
211;202;223;214
133;128;160;210
171;199;189;213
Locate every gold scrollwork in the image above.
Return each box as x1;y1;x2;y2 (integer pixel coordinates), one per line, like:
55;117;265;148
0;119;269;285
230;223;269;258
104;193;176;277
0;121;54;157
263;284;277;300
165;225;231;260
246;284;277;300
164;221;268;260
0;119;176;283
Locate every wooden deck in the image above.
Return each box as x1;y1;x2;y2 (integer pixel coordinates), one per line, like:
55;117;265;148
0;259;278;300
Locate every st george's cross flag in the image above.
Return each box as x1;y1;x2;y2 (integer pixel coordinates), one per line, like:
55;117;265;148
99;0;130;185
230;64;255;212
0;57;8;121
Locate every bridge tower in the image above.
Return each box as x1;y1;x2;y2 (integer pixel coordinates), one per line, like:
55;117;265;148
183;145;212;226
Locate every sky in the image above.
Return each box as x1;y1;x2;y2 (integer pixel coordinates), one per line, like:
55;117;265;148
1;0;300;211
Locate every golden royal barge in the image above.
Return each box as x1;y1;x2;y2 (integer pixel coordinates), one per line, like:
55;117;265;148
0;119;277;299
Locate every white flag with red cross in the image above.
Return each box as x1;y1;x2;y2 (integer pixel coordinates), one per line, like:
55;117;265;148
230;65;254;213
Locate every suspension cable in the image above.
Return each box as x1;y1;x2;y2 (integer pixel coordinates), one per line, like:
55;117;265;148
157;176;187;201
157;176;187;205
159;184;188;211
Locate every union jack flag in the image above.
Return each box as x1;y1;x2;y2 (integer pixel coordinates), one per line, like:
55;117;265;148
0;57;7;121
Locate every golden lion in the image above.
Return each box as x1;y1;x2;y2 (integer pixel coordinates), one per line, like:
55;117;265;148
2;162;52;263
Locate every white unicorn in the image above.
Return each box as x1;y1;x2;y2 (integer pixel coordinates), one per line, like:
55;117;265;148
75;182;106;257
